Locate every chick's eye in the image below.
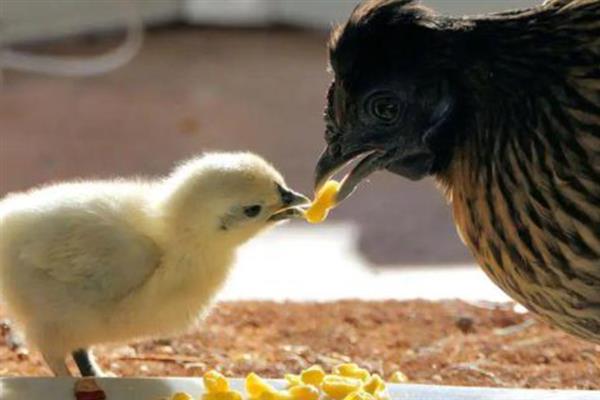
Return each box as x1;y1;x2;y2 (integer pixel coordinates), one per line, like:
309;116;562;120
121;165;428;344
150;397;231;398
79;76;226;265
367;94;403;124
243;205;262;218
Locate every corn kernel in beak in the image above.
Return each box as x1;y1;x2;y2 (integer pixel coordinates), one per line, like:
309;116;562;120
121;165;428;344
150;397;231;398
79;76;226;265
304;180;340;223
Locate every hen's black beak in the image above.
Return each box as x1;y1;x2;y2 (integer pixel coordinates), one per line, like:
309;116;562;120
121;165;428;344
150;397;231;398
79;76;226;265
269;186;310;221
314;147;389;203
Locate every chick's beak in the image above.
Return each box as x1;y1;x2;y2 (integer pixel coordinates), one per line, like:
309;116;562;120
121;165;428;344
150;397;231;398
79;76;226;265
269;186;310;221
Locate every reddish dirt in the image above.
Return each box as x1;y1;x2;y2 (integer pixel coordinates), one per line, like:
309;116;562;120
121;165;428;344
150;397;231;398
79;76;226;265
1;300;598;389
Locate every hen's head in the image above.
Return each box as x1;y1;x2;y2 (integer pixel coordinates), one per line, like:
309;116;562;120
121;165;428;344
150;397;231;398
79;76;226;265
316;0;468;201
163;152;308;245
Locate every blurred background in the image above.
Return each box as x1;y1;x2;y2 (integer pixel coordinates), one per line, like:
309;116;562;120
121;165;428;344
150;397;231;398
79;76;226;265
1;0;539;300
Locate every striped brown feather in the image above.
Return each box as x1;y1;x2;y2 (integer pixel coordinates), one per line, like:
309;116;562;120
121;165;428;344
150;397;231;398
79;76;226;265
439;0;600;342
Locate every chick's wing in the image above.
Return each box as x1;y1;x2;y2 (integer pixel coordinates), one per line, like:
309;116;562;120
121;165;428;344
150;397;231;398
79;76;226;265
18;208;161;304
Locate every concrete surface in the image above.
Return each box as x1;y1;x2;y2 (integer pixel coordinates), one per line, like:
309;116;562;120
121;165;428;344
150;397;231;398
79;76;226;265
1;377;596;400
222;223;509;302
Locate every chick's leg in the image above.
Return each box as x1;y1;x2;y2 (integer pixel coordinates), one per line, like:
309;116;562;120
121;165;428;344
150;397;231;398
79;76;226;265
42;352;71;376
73;348;103;377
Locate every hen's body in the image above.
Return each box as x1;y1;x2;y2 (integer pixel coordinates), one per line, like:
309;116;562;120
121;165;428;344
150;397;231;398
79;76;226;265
320;0;599;342
441;0;600;341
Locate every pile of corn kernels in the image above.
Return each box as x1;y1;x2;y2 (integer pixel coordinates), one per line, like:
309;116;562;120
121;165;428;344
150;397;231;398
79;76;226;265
168;363;408;400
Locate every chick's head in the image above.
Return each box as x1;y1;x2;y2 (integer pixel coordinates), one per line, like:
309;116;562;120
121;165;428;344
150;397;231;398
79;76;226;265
162;152;309;245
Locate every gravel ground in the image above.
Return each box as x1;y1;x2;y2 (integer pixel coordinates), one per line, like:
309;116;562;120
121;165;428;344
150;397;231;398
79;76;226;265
1;300;599;389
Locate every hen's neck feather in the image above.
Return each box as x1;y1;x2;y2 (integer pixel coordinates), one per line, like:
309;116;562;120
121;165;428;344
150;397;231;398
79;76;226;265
438;0;600;187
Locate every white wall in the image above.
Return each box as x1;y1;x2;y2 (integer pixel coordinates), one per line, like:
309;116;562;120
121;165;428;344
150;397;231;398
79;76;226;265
1;0;180;44
2;0;543;44
184;0;542;28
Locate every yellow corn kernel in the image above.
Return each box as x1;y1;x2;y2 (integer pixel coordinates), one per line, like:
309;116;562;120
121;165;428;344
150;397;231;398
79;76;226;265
333;363;358;374
333;364;370;382
374;392;391;400
202;391;244;400
300;365;325;386
203;370;230;393
246;373;277;398
361;375;385;395
321;375;362;400
304;180;340;224
256;390;292;400
284;374;302;388
388;371;408;383
172;392;194;400
343;391;376;400
288;384;320;400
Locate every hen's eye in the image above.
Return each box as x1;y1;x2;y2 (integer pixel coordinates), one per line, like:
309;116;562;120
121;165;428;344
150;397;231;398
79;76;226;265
367;94;403;124
243;205;262;218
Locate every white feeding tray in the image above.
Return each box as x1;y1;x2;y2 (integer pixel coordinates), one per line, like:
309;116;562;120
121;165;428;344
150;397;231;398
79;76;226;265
0;378;598;400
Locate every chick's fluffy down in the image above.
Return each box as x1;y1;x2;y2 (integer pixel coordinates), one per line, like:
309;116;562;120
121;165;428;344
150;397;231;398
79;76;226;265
0;152;295;371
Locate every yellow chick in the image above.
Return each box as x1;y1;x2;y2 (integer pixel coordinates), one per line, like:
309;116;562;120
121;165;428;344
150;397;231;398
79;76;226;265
0;152;308;377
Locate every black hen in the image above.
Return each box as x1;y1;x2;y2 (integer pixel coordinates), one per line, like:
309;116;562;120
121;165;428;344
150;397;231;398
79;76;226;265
315;0;600;342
